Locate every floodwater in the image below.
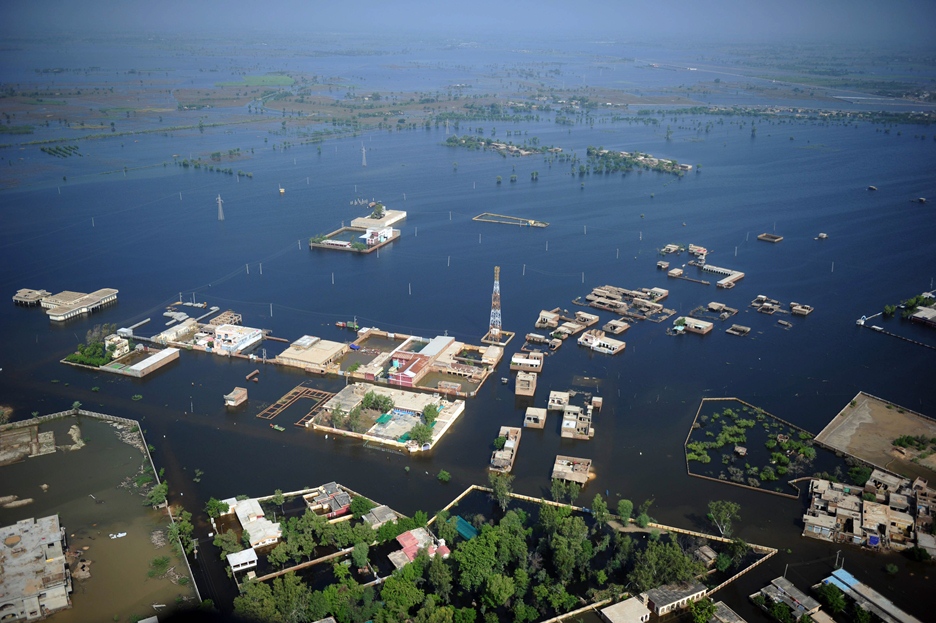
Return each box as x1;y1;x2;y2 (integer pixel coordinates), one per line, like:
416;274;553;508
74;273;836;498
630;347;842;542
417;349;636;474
0;418;196;621
1;34;936;619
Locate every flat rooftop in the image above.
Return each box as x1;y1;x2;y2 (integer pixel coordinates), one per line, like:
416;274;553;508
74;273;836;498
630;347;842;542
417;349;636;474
0;516;69;613
350;209;406;229
278;336;347;366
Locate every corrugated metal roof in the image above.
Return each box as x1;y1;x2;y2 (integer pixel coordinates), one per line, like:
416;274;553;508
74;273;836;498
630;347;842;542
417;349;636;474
831;568;859;587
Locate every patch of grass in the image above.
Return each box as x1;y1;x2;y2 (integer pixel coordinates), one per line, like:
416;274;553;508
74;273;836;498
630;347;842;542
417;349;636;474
216;75;294;87
135;474;154;487
0;125;34;135
147;556;171;578
132;394;143;401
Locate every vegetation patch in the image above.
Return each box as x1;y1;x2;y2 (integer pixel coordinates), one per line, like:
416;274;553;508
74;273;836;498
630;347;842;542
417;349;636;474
216;74;295;87
685;399;833;494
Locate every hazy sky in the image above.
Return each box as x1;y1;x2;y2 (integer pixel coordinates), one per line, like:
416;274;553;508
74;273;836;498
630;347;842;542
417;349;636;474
2;0;935;46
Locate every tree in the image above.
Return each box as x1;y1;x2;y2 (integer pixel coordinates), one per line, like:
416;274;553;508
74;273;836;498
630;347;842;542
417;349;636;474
482;573;515;609
852;604;871;623
233;580;278;622
428;553;454;603
409;423;434;445
815;581;846;614
715;552;732;572
168;510;195;555
350;496;376;519
617;499;634;521
691;597;717;623
204;497;230;518
708;500;741;537
437;469;451;483
72;401;82;413
493;435;507;450
727;537;749;564
488;471;514;512
146;482;168;506
635;513;650;528
351;541;370;569
628;539;705;592
550;479;567;502
381;573;425;617
213;530;242;560
451;529;498;592
272;489;285;512
591;494;610;527
423;404;440;426
267;542;291;569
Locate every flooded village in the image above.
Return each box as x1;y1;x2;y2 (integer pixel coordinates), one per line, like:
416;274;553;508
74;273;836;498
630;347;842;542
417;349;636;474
2;7;936;623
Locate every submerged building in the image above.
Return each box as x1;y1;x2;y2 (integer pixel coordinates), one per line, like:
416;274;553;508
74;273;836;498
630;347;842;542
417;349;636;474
0;515;72;621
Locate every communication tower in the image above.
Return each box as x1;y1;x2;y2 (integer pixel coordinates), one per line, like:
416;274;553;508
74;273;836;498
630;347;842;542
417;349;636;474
489;266;502;338
481;265;514;346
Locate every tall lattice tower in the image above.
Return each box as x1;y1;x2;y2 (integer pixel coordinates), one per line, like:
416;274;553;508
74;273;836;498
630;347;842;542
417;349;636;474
361;143;366;167
489;266;502;338
216;194;224;221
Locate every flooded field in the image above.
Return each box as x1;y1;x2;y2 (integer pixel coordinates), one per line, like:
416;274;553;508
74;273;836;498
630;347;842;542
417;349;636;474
0;416;197;622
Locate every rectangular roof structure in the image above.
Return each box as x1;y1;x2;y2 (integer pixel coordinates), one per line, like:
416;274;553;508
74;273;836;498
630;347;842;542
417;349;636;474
278;336;347;367
645;582;706;609
128;347;180;371
771;577;820;613
227;548;258;569
600;597;651;623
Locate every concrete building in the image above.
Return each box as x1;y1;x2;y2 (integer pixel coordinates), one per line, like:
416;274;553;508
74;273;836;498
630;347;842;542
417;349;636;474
644;582;707;615
577;329;625;355
276;335;347;372
387;528;450;570
678;317;714;335
0;516;72;621
515;371;537;397
552;455;591;484
524;407;548;429
214;324;262;354
221;497;281;549
224;387;248;407
362;505;398;530
510;351;544;372
104;334;130;359
548;391;570;411
226;548;258;573
600;597;651;623
41;288;118;322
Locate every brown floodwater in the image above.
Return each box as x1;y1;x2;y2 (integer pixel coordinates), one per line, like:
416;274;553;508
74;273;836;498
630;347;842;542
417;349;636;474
0;417;196;622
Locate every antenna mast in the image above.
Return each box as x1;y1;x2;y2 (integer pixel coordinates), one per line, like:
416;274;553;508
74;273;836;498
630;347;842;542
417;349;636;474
489;266;501;338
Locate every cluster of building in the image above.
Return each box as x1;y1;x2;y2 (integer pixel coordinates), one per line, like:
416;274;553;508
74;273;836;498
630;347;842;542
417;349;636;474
802;469;936;555
13;287;118;321
582;285;674;323
316;382;465;452
310;208;405;253
490;426;521;472
0;515;72;621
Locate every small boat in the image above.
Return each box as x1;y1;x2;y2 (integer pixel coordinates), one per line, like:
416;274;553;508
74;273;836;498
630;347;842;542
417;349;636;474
279;186;285;195
109;532;127;539
271;424;285;432
335;321;347;328
778;320;793;328
867;185;877;191
501;377;509;384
